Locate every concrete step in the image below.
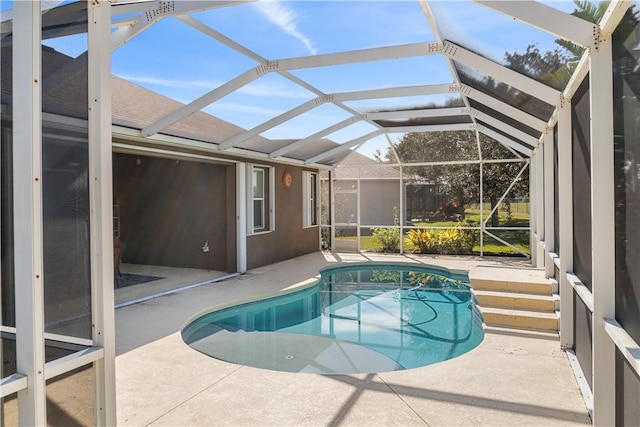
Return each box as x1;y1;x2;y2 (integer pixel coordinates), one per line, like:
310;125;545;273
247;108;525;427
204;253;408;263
479;306;559;332
469;266;554;295
472;289;557;312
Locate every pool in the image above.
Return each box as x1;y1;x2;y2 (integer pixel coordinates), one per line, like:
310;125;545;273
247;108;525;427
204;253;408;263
182;263;484;374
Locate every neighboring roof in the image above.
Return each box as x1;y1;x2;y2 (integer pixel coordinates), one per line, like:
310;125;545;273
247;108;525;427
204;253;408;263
322;151;401;180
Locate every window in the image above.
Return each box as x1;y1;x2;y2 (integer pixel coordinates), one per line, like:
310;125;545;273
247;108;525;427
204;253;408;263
303;171;319;227
249;165;273;233
253;167;265;230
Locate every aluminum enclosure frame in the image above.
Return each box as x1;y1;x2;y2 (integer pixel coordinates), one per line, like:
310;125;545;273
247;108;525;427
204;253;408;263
5;1;640;425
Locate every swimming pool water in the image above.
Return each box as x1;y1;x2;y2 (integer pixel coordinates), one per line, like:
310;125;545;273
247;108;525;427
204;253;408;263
182;264;484;374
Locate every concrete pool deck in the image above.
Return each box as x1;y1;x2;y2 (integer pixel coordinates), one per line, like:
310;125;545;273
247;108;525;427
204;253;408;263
115;252;591;426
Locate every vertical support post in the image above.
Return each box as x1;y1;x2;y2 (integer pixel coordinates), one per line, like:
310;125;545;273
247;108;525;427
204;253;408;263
13;1;46;424
543;129;555;278
356;167;361;252
399;164;404;254
530;152;537;264
535;141;545;267
479;162;484;257
557;102;574;350
330;170;335;252
236;163;247;273
88;0;116;425
590;36;615;426
269;166;276;232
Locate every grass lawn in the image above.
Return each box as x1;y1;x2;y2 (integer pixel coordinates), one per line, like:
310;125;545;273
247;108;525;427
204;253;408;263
413;209;530;228
337;224;530;256
334;204;531;256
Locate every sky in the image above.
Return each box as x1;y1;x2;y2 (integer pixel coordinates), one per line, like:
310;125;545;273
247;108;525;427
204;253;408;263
3;0;580;160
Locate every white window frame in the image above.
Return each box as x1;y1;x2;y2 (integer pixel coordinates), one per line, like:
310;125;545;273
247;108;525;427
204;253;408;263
303;171;319;228
247;164;274;235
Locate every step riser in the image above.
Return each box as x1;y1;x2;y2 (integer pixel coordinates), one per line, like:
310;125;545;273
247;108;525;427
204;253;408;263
482;312;558;332
472;279;553;295
469;267;559;334
474;295;556;312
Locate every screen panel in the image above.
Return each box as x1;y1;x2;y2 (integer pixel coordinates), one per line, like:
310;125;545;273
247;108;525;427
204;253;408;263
616;348;640;426
553;124;560;255
613;2;640;344
41;2;92;341
574;292;593;391
572;76;592;291
454;61;555;122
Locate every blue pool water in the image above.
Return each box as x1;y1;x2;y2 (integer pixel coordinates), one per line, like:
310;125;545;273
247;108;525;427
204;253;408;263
182;263;484;374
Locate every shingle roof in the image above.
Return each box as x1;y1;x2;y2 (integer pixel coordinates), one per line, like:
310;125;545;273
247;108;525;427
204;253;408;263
2;44;342;164
111;76;269;148
322;151;401;180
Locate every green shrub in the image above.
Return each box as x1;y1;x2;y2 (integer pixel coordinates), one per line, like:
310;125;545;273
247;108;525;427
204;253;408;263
405;229;437;254
405;221;478;255
372;207;400;252
372;227;400;252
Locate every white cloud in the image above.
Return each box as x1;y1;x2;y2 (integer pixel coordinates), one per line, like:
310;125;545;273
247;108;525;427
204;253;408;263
253;1;318;55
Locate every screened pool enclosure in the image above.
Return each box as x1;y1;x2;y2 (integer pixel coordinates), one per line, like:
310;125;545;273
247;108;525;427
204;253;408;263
3;0;640;426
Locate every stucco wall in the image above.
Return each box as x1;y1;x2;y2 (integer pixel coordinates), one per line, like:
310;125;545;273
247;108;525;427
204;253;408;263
247;164;319;270
114;154;318;272
113;153;235;272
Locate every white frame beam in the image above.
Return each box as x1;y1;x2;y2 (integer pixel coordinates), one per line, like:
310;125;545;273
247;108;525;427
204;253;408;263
88;1;116;424
442;41;561;106
472;0;596;48
381;123;472;134
474;111;538;147
557;101;574;350
269;117;360;159
463;84;547;133
141;38;557;142
419;0;484;156
271;83;543;160
13;1;46;424
589;35;615;427
305;130;383;164
534;143;545;267
333;83;453;102
530;150;537;263
110;0;249;50
236;163;247;273
176;14;384;152
542;128;556;278
477;127;533;157
140;67;259;137
219;97;326;150
141;43;435;137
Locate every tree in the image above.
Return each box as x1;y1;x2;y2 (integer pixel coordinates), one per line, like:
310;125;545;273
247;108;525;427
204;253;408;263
380;131;528;227
503;44;573;91
376;2;609;230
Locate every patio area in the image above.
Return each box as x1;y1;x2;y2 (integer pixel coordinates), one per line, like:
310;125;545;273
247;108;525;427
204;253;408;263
115;252;590;426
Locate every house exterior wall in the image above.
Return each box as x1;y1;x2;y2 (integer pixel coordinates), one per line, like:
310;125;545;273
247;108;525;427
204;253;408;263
247;163;319;270
360;181;400;226
113;153;236;272
332;179;400;226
